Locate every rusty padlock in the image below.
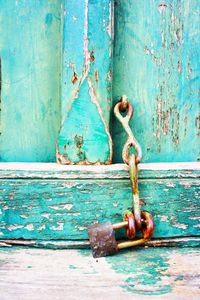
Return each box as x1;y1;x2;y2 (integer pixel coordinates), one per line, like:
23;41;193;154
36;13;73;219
88;211;154;258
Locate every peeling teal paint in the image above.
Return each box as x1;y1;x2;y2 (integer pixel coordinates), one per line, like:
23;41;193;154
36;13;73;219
0;176;199;240
106;249;173;295
68;264;77;270
57;80;111;163
57;0;113;164
0;0;198;164
113;0;200;163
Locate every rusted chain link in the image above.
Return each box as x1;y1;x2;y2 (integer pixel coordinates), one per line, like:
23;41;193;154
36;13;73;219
141;211;154;239
124;211;136;239
117;211;154;250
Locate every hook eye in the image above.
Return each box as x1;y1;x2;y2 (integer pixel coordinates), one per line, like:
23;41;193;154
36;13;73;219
114;102;133;124
119;95;128;111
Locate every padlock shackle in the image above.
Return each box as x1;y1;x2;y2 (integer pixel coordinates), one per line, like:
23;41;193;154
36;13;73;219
112;221;128;230
117;238;147;250
112;217;148;231
116;212;154;250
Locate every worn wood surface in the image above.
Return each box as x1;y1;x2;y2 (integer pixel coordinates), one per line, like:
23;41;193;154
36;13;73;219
0;0;61;162
113;0;200;163
0;163;199;241
0;162;199;179
57;0;113;164
0;248;200;299
1;237;200;249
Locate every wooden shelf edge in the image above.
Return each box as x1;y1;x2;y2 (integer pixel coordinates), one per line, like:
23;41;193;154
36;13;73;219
0;162;199;179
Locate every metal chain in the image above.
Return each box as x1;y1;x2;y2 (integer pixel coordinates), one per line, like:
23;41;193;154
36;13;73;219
88;97;154;257
114;96;142;229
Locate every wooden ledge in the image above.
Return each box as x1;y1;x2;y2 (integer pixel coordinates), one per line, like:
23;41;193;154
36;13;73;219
0;162;199;179
0;162;199;242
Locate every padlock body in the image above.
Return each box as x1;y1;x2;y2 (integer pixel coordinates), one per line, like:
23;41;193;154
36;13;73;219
88;222;118;258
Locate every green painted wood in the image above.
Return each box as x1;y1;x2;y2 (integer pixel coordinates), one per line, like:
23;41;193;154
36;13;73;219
0;0;61;162
0;248;200;299
0;167;199;240
0;162;199;179
56;0;113;165
113;0;200;163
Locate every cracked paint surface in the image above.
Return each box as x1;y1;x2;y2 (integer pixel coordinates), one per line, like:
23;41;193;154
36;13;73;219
57;0;113;165
113;0;200;163
0;176;199;240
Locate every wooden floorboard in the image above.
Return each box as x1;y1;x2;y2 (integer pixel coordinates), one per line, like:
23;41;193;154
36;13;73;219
0;247;200;300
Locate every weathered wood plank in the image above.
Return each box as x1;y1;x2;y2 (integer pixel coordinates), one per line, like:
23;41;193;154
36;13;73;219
0;175;199;240
0;248;200;299
0;162;199;179
0;0;61;162
57;0;113;164
113;0;200;163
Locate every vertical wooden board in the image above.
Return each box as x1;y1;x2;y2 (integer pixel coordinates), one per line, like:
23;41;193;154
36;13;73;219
60;0;85;118
88;0;113;124
57;0;113;165
113;0;200;163
0;0;61;162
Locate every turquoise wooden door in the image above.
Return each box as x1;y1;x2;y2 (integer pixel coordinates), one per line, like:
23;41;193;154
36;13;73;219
0;0;61;162
0;1;199;248
1;1;199;164
0;0;113;164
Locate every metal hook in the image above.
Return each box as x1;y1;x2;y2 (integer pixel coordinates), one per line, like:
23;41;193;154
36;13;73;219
114;97;142;164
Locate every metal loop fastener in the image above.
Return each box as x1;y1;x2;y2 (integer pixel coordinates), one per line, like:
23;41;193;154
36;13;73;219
117;211;154;250
141;211;154;239
114;98;142;164
124;211;136;239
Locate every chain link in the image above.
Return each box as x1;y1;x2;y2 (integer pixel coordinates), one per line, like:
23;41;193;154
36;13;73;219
114;96;154;241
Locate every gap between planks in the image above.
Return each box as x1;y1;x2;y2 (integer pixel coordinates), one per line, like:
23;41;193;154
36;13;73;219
0;237;200;249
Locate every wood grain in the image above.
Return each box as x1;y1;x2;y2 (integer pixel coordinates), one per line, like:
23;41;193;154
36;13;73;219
0;163;199;240
0;162;199;179
57;0;113;164
0;248;200;299
0;0;61;162
113;0;200;163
